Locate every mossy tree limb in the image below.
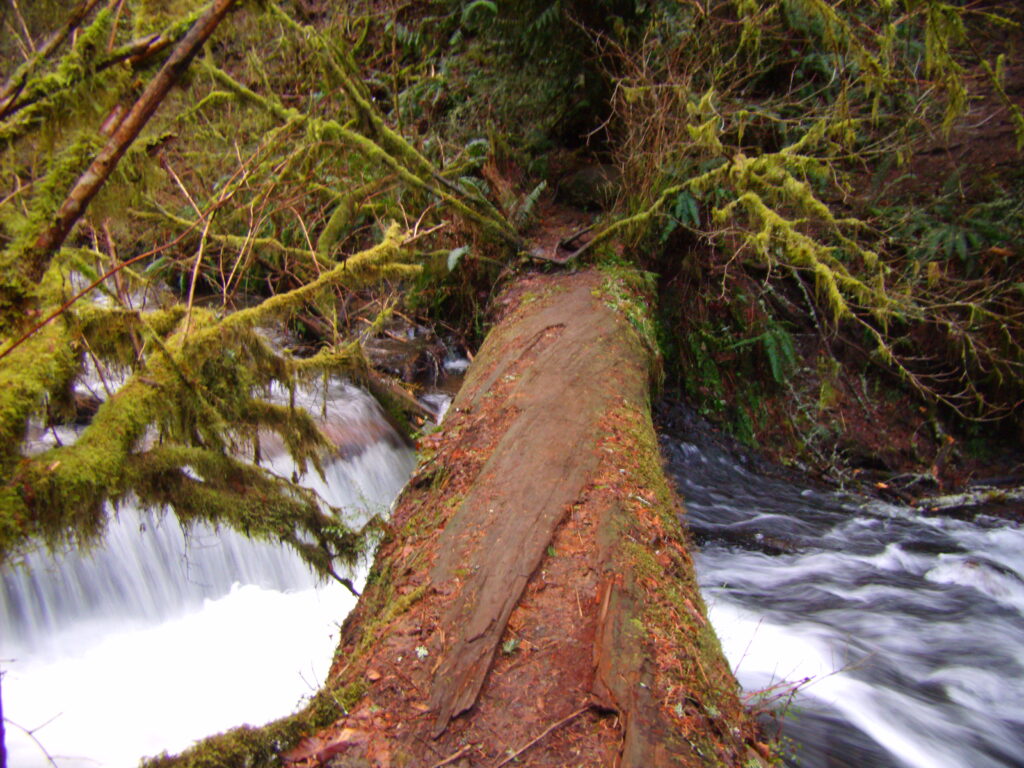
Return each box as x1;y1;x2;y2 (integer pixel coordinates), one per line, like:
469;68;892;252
0;225;413;572
0;14;203;138
18;0;240;287
201;62;522;251
0;0;105;118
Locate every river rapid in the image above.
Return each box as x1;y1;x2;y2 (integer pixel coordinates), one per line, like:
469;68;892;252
658;403;1024;768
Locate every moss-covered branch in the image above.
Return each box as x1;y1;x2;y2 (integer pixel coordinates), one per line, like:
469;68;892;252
202;62;522;251
0;0;105;118
0;226;414;569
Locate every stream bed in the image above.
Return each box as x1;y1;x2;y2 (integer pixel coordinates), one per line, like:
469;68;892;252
658;404;1024;768
5;385;1023;767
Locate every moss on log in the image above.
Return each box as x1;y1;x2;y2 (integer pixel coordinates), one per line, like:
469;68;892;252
149;268;767;768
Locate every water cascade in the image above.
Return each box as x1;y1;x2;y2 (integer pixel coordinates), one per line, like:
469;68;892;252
1;382;416;767
659;410;1024;768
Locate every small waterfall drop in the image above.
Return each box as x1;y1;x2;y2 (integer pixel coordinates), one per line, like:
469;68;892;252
1;381;416;767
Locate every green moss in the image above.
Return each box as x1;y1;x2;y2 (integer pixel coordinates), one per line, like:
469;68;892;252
0;226;421;569
593;265;663;387
607;399;743;748
0;8;121;150
141;680;366;768
355;584;427;657
0;131;104;317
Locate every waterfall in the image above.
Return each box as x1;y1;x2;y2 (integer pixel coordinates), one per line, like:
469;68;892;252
1;382;416;767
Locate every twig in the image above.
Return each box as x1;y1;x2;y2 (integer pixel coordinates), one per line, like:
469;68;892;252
328;571;360;597
525;246;569;264
492;706;590;768
428;743;472;768
3;715;60;768
558;223;595;249
8;0;34;56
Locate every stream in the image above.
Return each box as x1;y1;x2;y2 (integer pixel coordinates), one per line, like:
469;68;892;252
4;385;1023;767
658;404;1024;768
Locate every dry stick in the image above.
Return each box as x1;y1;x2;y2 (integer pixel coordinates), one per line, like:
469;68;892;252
427;744;473;768
7;0;34;57
107;0;126;52
1;716;59;768
558;223;595;250
162;158;212;335
184;215;212;335
491;706;591;768
24;0;240;285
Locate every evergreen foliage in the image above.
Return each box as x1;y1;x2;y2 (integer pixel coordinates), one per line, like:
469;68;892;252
1;0;1021;586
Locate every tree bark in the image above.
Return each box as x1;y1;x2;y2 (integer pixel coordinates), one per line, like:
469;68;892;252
145;268;769;768
280;269;768;768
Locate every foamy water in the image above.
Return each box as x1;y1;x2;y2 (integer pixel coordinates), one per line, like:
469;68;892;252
659;414;1024;768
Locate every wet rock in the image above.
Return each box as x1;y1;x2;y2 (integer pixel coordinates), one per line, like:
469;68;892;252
363;336;438;384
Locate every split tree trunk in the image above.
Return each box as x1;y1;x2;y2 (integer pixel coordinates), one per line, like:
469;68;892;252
283;269;768;768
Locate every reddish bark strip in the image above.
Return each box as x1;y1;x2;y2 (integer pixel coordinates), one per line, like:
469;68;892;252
427;277;625;736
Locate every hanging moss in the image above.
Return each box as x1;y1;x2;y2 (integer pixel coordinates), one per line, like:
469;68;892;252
0;226;422;570
202;63;521;250
0;0;522;581
0;9;127;149
126;445;373;573
0;131;103;325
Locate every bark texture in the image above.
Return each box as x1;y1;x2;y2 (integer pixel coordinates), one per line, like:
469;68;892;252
282;269;768;768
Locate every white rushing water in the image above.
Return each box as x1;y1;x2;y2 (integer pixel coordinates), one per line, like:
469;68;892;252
659;411;1024;768
1;383;416;767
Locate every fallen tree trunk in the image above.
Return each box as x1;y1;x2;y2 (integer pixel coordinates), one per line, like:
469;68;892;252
150;268;767;768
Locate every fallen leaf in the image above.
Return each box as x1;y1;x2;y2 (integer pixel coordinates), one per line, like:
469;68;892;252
283;728;369;764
